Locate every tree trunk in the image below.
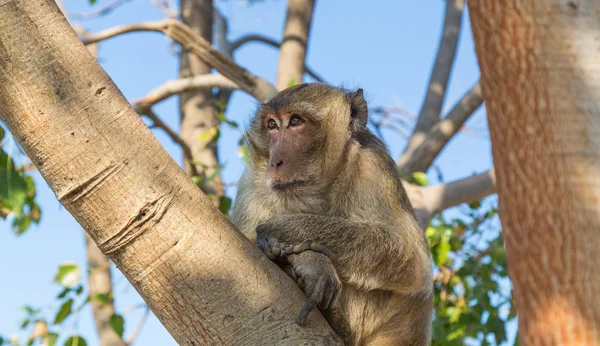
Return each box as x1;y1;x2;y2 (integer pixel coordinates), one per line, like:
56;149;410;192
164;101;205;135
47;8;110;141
85;233;126;346
179;0;225;202
0;1;341;344
52;1;126;344
275;0;316;90
468;1;600;345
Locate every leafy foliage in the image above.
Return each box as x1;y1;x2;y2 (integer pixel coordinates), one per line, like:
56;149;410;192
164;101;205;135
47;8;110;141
7;263;107;346
0;140;41;234
429;201;515;345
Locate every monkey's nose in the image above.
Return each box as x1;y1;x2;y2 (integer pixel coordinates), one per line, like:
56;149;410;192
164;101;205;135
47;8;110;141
271;159;283;170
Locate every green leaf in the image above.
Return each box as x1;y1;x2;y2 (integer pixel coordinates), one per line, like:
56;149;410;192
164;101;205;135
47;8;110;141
92;293;112;305
434;240;451;265
0;336;4;346
0;127;5;141
468;200;481;209
447;325;466;340
64;336;87;346
287;77;296;88
218;197;232;215
54;263;81;288
198;126;220;142
109;314;125;338
411;172;429;186
75;285;83;296
46;333;58;346
22;305;40;315
57;288;70;299
216;112;238;129
89;0;97;4
21;318;31;329
54;299;73;324
191;176;202;186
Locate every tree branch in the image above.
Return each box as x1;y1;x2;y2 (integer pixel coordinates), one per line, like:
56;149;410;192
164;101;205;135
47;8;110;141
126;306;150;345
81;19;278;101
401;0;465;169
276;0;316;89
398;81;483;175
406;169;496;229
231;34;327;84
70;0;132;19
133;74;238;108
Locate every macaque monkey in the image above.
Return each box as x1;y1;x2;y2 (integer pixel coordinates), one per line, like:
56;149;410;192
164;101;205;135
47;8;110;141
231;83;433;345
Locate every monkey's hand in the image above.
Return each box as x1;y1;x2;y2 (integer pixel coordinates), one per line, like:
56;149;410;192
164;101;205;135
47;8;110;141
288;251;342;326
256;233;341;325
256;234;335;262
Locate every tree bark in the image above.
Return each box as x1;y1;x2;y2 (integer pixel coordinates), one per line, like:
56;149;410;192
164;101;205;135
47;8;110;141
468;1;600;345
179;0;224;202
53;1;126;344
85;233;126;346
0;1;341;344
275;0;316;90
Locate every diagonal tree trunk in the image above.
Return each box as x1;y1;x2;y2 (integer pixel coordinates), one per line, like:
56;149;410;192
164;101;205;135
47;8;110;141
275;0;316;90
468;1;600;344
0;1;341;344
179;0;224;203
53;1;126;344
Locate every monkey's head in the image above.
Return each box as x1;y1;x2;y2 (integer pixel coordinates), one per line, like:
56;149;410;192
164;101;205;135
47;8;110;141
247;83;369;192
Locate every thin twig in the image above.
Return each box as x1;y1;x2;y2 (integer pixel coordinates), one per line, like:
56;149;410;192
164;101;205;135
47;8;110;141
230;34;328;84
82;19;278;101
70;0;132;19
134;105;199;177
126;306;150;345
379;121;410;139
151;0;178;18
370;106;418;119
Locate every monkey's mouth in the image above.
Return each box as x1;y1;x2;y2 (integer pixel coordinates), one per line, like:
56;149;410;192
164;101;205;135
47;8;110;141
271;180;307;191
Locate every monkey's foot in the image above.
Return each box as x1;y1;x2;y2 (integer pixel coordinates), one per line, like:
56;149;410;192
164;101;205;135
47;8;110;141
257;235;335;262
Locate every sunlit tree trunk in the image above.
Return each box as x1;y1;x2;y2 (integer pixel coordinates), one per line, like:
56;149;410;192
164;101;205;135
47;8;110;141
52;1;126;344
468;1;600;344
0;1;341;344
179;0;225;203
275;0;316;90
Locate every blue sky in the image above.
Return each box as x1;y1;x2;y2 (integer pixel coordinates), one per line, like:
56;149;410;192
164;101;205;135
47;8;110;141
0;0;502;344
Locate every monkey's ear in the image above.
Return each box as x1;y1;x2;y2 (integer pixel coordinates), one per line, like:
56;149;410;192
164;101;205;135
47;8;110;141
347;88;368;132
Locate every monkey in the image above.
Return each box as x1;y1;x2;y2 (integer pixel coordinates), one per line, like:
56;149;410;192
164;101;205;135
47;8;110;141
231;83;433;345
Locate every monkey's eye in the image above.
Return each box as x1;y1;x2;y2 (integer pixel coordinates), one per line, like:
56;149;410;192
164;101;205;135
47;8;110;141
267;119;278;130
289;114;304;127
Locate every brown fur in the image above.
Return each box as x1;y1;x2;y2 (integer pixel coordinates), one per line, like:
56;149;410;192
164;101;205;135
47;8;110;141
231;83;433;345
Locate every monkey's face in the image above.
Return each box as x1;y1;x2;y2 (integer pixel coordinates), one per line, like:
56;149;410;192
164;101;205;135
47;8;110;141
263;111;319;191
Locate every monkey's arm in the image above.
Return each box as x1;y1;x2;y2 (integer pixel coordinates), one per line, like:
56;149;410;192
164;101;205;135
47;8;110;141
256;214;432;294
